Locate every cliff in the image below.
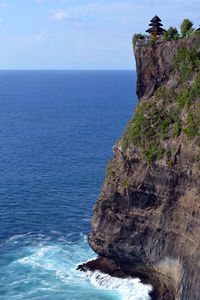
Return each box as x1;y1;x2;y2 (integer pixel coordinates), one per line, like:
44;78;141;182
134;37;199;99
81;35;200;300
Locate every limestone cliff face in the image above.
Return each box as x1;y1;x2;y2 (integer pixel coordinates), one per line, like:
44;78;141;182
135;36;198;99
88;35;200;300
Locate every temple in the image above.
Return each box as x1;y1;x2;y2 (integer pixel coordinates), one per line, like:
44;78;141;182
146;15;165;38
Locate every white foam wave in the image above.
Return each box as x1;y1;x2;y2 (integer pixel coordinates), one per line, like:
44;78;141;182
9;240;152;300
15;243;94;288
85;270;152;300
17;246;71;283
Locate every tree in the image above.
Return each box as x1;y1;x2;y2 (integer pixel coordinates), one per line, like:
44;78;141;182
181;19;194;37
163;27;180;41
132;33;148;47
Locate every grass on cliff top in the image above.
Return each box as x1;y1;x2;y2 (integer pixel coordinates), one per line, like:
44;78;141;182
122;43;200;164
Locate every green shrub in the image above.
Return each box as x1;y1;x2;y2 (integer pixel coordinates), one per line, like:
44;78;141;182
183;124;198;140
166;149;171;159
121;180;128;187
106;159;119;180
173;121;182;137
194;37;200;49
162;134;168;140
132;33;148;47
154;87;165;99
197;138;200;147
143;143;164;163
181;19;194;37
173;46;200;82
122;42;200;164
194;152;200;162
168;160;174;167
163;27;180;41
150;37;159;46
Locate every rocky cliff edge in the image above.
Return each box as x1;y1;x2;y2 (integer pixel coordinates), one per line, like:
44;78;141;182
80;35;200;300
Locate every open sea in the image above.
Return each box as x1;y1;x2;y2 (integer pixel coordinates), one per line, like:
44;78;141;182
0;70;152;300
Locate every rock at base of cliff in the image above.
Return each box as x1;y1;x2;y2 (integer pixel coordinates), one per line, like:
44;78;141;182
77;256;175;300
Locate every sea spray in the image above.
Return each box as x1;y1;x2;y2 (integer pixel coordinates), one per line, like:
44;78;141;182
83;270;152;300
1;233;152;300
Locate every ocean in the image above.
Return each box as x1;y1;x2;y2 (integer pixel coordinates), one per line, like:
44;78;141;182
0;70;152;300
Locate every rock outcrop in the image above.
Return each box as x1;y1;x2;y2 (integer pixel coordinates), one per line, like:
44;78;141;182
84;35;200;300
135;36;198;99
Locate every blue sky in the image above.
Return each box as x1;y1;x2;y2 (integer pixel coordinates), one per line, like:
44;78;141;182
0;0;200;69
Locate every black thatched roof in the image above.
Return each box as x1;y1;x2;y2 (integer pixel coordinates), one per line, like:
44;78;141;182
151;15;161;22
146;15;165;35
146;27;164;34
149;22;163;27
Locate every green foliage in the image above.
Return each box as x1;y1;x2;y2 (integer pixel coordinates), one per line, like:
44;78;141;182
173;121;182;137
194;152;200;162
168;160;174;167
122;38;200;165
197;137;200;147
106;159;116;180
181;19;194;37
132;33;148;47
166;149;173;167
194;37;200;50
190;73;200;97
143;142;164;163
150;37;159;46
122;102;153;150
162;134;168;140
154;87;165;99
194;152;200;171
121;180;128;187
163;27;180;41
154;86;175;103
173;46;200;82
122;99;179;163
183;124;197;140
166;149;171;159
132;19;200;53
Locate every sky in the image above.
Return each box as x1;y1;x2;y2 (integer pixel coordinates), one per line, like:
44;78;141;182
0;0;200;69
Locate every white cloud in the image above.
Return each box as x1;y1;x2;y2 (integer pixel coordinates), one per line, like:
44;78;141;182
0;18;3;24
49;11;80;22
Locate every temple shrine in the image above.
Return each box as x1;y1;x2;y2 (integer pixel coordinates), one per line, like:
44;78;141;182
146;15;165;38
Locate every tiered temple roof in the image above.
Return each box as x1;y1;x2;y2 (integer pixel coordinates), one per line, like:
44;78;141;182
146;15;165;36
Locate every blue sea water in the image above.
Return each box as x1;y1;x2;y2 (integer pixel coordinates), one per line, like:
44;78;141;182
0;71;152;300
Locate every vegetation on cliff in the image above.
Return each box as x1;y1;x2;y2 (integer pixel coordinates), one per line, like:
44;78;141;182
132;18;196;47
180;18;194;38
163;26;180;41
132;33;148;47
122;37;200;165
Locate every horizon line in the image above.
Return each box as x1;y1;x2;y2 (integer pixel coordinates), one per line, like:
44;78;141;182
0;68;136;71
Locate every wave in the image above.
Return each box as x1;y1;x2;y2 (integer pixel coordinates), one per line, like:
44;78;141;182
83;270;152;300
0;233;152;300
